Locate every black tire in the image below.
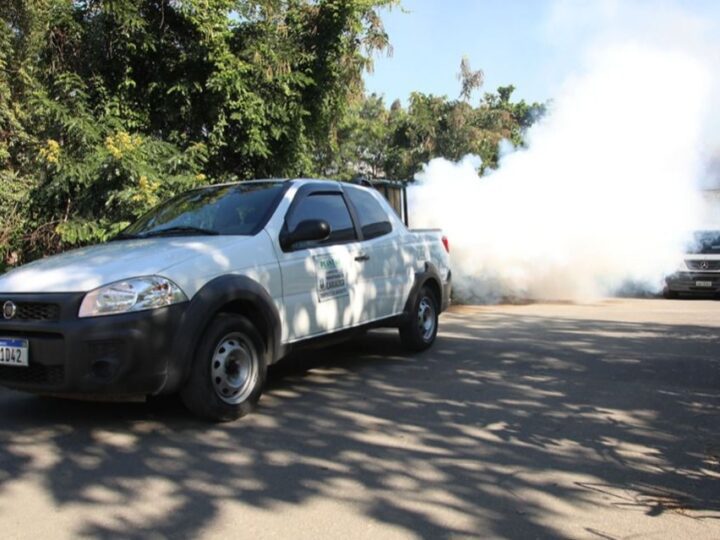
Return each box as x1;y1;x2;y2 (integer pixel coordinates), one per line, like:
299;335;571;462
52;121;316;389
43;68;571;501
399;286;439;352
663;287;678;299
181;314;267;422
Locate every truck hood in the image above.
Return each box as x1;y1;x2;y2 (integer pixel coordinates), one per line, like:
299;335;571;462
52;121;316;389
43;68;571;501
0;237;241;293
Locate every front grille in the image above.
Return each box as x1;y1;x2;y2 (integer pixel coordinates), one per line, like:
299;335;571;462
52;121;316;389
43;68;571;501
87;340;124;359
686;260;720;271
0;364;64;385
10;303;60;322
669;272;720;282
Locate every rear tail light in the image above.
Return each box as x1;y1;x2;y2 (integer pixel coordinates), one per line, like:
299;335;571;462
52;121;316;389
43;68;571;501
441;236;450;253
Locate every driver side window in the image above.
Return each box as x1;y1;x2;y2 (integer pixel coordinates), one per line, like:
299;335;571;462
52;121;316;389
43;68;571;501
286;193;357;248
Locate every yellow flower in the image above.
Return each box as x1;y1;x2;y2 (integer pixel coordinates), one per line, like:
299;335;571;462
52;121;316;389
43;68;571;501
106;138;121;159
105;130;142;159
39;139;61;164
195;173;207;182
133;175;160;206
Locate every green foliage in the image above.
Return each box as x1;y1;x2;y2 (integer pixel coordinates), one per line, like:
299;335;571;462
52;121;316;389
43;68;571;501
0;0;396;265
0;170;32;271
0;2;543;268
332;93;391;179
334;84;547;180
24;70;205;256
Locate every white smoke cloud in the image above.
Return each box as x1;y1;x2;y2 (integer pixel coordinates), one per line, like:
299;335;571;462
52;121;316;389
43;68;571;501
408;1;718;303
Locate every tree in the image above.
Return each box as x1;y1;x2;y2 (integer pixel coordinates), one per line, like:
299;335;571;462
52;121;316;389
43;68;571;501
333;93;390;179
457;55;484;102
0;6;545;268
335;83;546;180
0;0;397;266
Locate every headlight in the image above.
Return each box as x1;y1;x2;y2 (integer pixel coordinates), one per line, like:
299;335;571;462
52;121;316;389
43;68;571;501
79;276;188;318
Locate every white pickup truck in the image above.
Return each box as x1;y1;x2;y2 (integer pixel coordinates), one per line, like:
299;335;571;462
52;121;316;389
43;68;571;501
0;179;451;420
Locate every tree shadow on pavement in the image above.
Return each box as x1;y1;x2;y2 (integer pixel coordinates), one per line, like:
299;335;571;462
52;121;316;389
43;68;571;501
0;311;719;538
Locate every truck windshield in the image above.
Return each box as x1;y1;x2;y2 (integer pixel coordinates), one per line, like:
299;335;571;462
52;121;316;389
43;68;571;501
118;182;285;238
688;231;720;254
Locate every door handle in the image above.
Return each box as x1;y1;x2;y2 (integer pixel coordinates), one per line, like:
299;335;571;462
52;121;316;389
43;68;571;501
355;254;370;262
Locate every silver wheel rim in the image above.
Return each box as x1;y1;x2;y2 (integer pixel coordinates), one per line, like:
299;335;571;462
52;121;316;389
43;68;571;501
210;332;258;404
418;297;436;342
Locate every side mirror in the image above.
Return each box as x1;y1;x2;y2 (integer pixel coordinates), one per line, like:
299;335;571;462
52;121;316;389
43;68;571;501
280;219;331;250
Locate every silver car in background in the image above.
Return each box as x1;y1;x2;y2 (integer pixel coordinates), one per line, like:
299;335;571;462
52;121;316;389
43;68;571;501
664;231;720;298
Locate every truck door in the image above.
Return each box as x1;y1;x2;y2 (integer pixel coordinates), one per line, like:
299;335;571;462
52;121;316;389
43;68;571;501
344;185;411;323
276;188;362;342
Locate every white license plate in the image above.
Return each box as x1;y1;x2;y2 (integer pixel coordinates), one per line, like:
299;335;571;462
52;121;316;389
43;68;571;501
0;338;29;367
695;280;713;287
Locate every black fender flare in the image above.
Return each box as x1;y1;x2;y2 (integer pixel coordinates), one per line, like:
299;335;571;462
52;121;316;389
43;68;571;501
166;275;282;391
403;262;446;317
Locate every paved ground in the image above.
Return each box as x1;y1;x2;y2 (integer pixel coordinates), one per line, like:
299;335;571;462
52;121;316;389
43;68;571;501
0;298;719;539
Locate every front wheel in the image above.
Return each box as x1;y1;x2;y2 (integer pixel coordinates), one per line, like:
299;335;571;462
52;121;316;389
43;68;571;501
399;286;439;352
181;314;267;422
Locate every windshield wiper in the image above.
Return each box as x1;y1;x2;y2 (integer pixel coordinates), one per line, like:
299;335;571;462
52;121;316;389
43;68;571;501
115;226;220;240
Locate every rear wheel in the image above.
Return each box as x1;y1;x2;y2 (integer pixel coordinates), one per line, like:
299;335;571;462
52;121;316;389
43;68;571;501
181;314;267;422
399;286;439;352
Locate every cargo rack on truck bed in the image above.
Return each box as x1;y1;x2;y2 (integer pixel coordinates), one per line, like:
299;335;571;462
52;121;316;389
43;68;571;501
351;178;409;227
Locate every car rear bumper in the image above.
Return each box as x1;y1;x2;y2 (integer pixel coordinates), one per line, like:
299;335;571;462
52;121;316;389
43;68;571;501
665;272;720;294
0;292;187;397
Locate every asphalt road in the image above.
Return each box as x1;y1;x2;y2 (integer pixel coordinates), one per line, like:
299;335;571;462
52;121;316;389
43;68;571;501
1;299;719;539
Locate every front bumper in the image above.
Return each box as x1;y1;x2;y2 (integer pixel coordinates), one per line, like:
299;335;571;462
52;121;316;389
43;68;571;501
0;292;187;396
665;272;720;294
